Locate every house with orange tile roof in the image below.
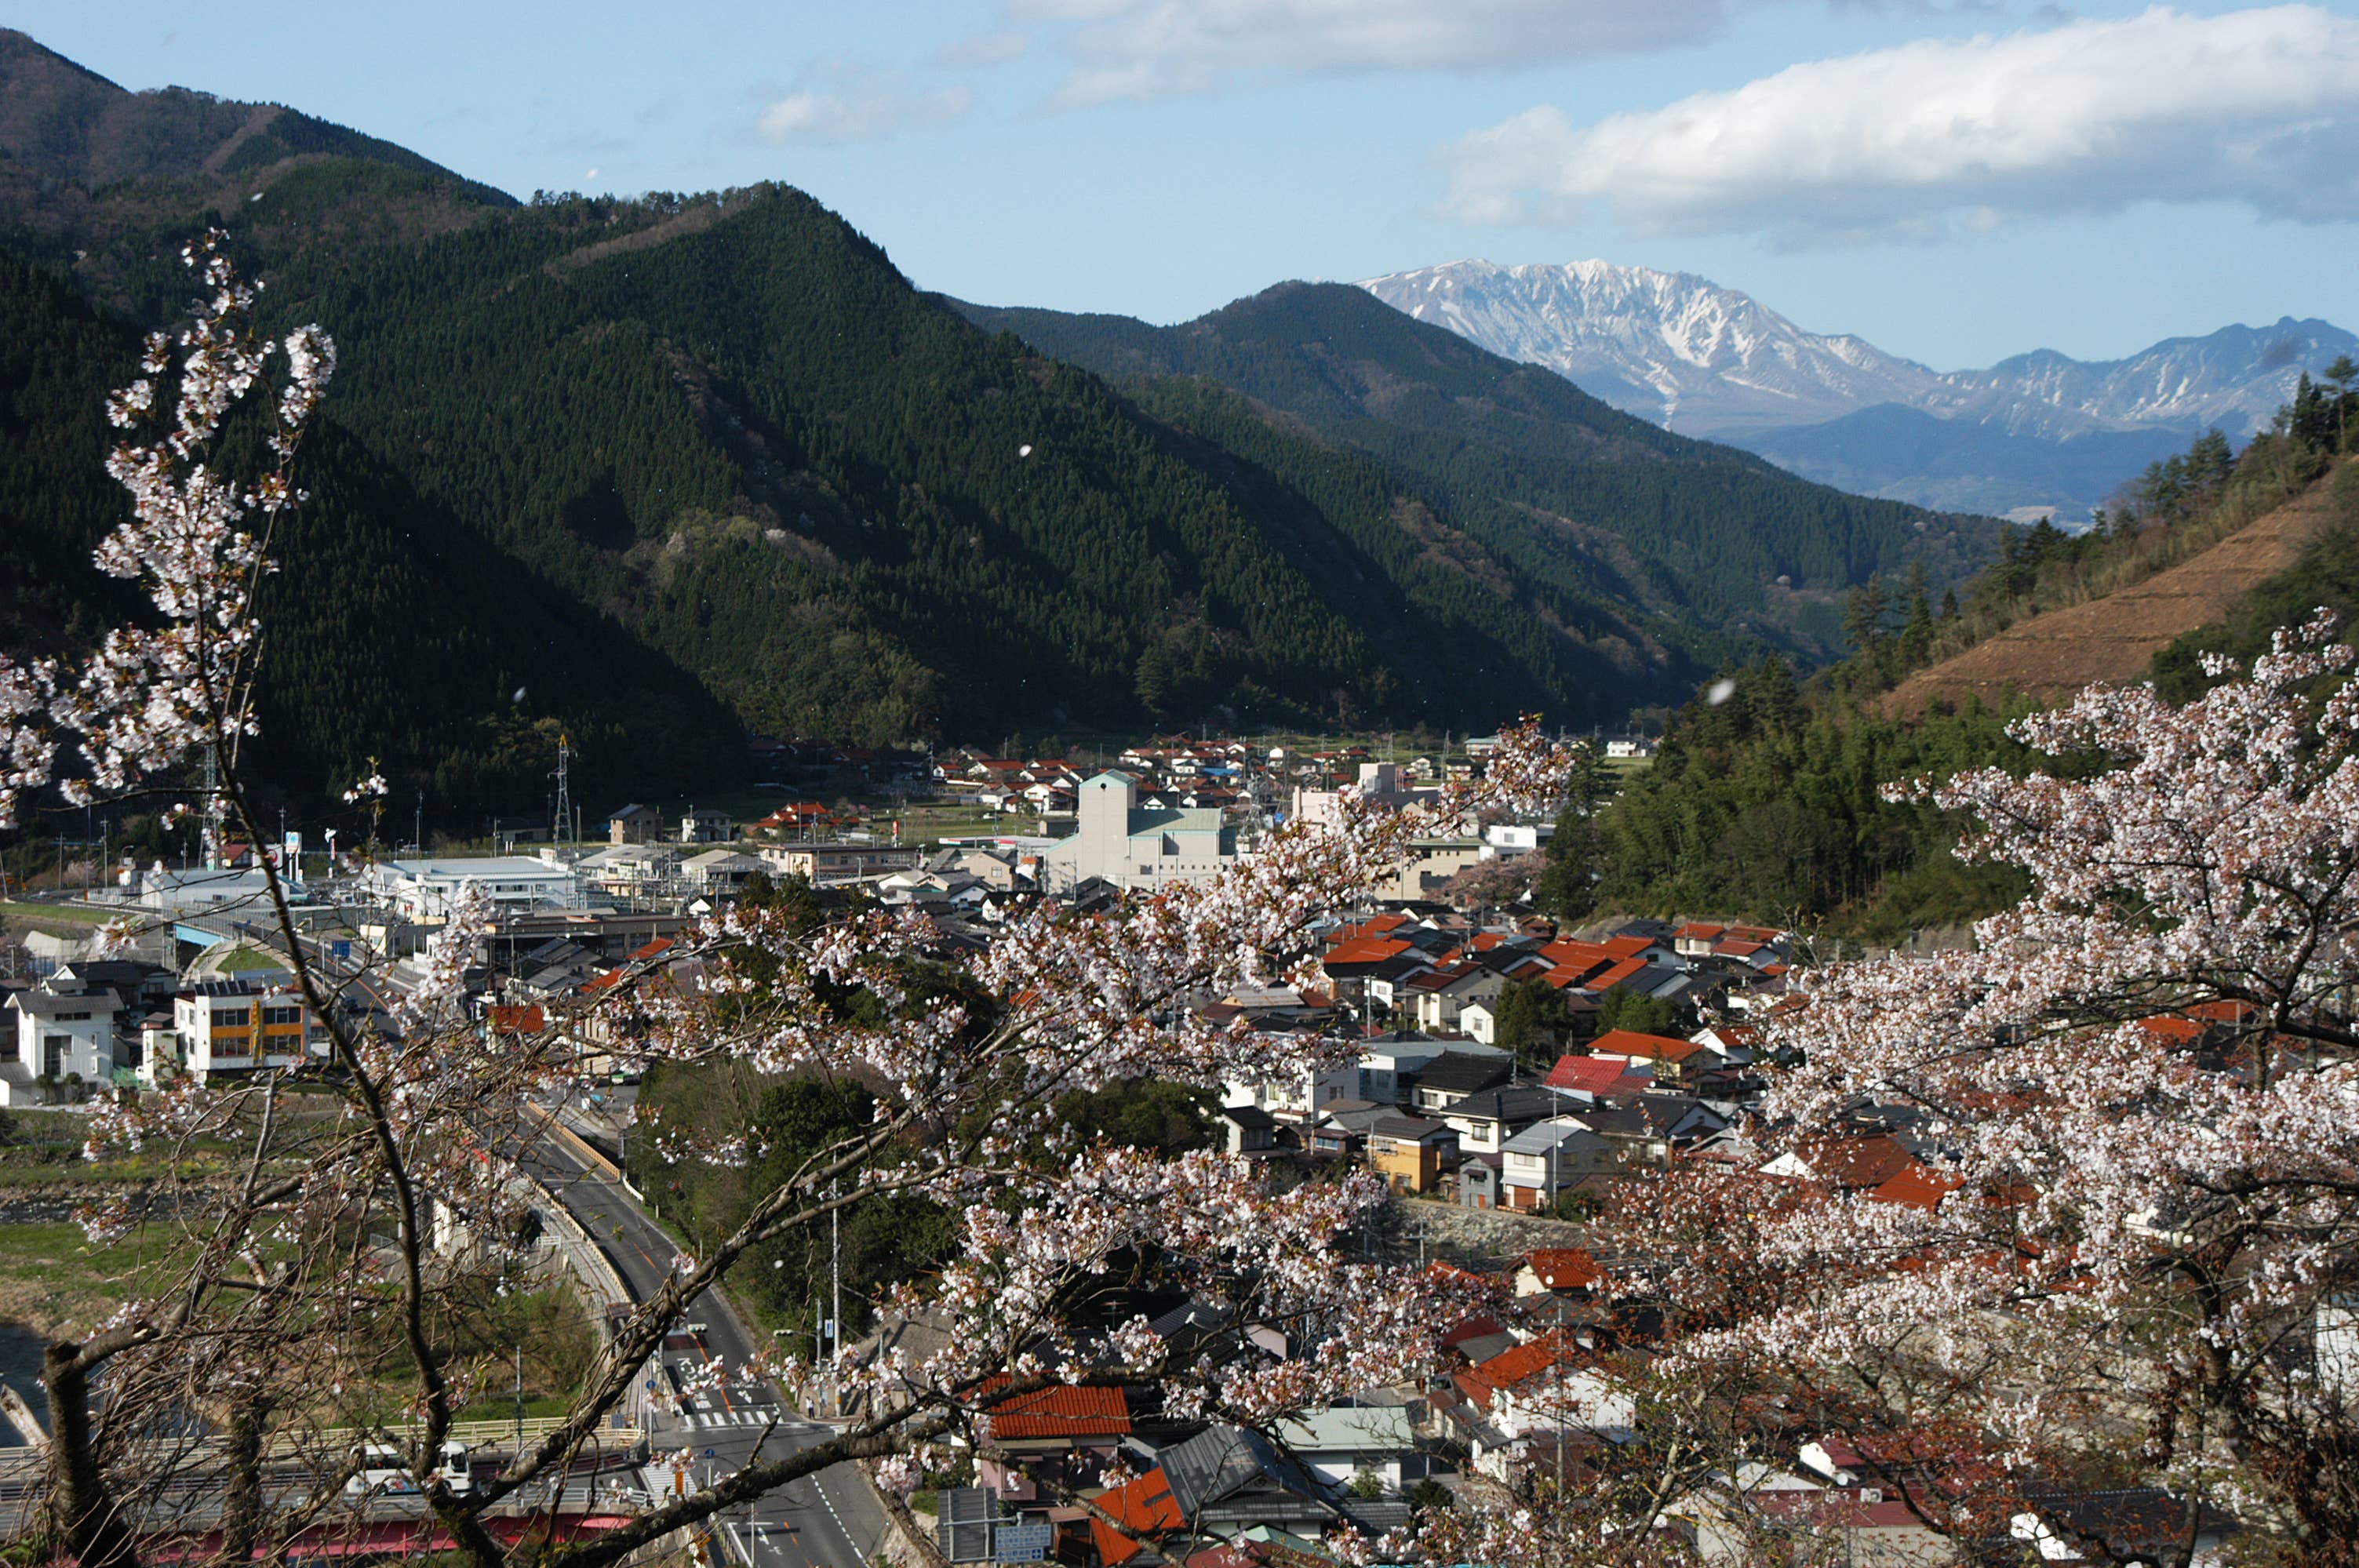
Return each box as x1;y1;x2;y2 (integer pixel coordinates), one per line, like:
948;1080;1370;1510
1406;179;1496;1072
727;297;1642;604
1088;1468;1185;1566
1587;1028;1706;1065
1672;922;1727;955
977;1380;1133;1453
1868;1163;1963;1213
1455;1333;1637;1480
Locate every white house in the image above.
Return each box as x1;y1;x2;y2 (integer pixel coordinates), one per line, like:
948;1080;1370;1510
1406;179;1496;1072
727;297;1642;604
1272;1406;1418;1491
2;977;126;1101
1403;964;1509;1035
1483;822;1555;857
137;866;281;915
680;849;766;896
577;843;682;895
1499;1119;1622;1212
1225;1050;1403;1122
678;807;734;845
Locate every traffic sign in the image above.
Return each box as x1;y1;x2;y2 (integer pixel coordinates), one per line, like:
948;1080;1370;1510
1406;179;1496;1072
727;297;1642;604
996;1523;1054;1562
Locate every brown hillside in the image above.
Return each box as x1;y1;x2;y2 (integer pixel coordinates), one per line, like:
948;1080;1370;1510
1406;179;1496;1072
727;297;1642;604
1880;464;2351;717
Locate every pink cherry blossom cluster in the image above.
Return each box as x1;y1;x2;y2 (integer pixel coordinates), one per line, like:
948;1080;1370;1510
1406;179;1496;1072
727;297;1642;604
1623;613;2359;1536
0;230;333;828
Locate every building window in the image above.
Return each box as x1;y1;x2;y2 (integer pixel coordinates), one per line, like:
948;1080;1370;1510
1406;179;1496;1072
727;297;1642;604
42;1035;67;1078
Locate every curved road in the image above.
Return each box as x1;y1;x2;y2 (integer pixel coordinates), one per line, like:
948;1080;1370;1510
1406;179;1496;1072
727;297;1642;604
525;1135;892;1568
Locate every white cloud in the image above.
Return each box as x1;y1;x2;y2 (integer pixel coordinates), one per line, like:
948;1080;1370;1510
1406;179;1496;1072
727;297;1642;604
756;64;976;144
1440;4;2359;244
1007;0;1740;104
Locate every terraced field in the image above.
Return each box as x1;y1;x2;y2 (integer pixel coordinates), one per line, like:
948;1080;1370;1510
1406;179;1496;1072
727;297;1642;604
1882;464;2354;716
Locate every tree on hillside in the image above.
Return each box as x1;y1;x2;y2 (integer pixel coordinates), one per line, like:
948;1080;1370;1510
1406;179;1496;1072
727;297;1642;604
1532;739;1614;922
2328;353;2356;453
1491;977;1577;1069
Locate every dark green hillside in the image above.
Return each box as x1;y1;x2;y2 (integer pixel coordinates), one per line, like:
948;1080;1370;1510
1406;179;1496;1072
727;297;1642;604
228;187;1391;737
958;284;1996;651
0;255;740;813
0;28;505;201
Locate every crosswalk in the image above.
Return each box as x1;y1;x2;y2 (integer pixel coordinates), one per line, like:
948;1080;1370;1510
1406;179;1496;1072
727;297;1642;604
684;1405;788;1428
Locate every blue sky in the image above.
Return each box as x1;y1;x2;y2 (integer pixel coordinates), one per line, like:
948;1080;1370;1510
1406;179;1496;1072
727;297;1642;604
16;1;2359;369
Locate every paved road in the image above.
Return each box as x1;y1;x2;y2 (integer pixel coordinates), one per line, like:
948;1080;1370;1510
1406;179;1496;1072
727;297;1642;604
525;1135;892;1568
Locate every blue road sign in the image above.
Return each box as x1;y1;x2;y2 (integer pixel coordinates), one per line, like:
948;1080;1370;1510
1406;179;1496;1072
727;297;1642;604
996;1523;1054;1563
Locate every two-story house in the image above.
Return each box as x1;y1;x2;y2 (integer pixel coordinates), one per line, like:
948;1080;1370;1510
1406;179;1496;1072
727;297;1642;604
1500;1119;1624;1211
1407;1051;1516;1115
173;978;326;1083
2;975;126;1101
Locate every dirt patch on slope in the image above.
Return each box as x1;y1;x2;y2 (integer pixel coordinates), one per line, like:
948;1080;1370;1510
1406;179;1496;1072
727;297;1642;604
1880;466;2351;717
544;199;725;275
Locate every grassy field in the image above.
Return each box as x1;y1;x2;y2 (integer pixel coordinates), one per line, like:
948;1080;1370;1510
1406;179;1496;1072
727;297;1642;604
0;1221;173;1337
0;900;120;927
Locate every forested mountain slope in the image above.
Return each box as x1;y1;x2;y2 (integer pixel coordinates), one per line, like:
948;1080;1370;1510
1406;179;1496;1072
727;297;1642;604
0;256;742;811
956;285;1996;659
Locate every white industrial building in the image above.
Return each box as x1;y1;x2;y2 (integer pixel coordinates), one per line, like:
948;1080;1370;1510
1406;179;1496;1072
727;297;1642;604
1040;771;1236;893
360;855;586;919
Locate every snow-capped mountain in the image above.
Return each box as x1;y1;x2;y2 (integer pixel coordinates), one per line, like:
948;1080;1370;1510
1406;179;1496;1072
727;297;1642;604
1923;321;2359;439
1357;260;2356;519
1360;259;1940;436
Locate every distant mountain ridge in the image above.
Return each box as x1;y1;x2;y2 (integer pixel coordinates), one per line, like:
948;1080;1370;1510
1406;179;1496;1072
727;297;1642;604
0;28;512;220
1360;260;2357;521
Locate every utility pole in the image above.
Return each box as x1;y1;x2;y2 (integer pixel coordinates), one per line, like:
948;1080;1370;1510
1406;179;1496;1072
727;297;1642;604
514;1343;525;1457
202;746;220;869
830;1181;843;1419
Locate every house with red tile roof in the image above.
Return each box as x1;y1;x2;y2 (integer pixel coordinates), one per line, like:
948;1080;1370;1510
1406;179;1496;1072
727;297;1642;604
1544;1054;1654;1098
1514;1247;1605;1296
1759;1134;1917;1191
